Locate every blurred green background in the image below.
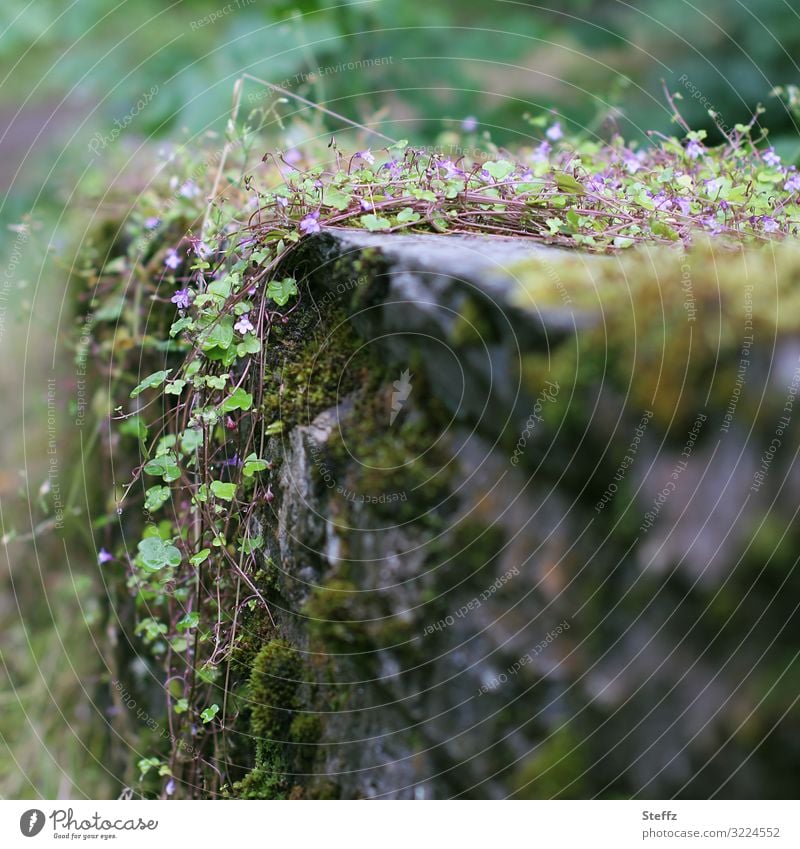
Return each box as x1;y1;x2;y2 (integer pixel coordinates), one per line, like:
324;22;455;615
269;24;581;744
0;0;798;799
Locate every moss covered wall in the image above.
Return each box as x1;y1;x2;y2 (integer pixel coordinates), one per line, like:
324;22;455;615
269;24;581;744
209;231;800;798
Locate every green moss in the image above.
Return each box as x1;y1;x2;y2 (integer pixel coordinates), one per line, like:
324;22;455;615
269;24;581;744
511;724;587;799
232;639;305;799
450;295;499;346
260;306;372;431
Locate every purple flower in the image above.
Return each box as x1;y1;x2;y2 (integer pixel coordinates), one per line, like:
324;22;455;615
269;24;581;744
164;248;181;270
440;160;464;179
144;216;161;230
98;548;113;565
179;180;200;198
275;195;288;209
299;212;321;235
356;149;375;165
674;198;692;216
685;140;704;160
461;115;478;132
359;198;373;212
622;150;642;174
763;147;781;168
222;453;241;468
545;122;563;141
165;779;175;797
531;141;551;164
785;174;800;192
704;177;724;195
171;288;192;309
762;216;780;233
234;314;254;334
284;148;302;165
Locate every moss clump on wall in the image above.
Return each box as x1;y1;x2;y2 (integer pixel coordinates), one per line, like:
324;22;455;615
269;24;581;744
233;639;324;799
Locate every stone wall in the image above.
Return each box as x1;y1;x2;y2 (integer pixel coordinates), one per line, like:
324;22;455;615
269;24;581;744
221;231;800;798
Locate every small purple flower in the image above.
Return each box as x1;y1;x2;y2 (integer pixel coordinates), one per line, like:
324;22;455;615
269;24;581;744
546;122;563;141
763;147;781;168
356;149;375;165
762;216;780;233
622;150;642;173
674;198;692;216
164;248;181;270
179;180;200;198
144;216;160;230
785;174;800;192
234;314;255;335
461;115;478;132
299;212;321;235
685;140;704;160
222;453;241;468
359;198;373;212
440;160;464;179
275;195;288;209
705;177;724;195
165;778;175;797
531;141;551;164
284;148;302;165
171;288;192;309
98;548;113;565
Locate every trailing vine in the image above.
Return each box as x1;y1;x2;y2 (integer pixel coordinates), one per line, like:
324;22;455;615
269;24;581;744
81;85;800;797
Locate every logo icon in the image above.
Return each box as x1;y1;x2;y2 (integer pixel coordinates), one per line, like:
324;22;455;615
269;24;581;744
390;369;413;425
20;809;45;837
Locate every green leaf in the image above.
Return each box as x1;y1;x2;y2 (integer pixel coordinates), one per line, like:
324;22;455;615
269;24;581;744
237;335;262;356
143;453;181;482
242;453;268;477
200;703;219;724
210;480;236;501
199;315;234;352
130;370;170;398
265;421;284;436
174;698;188;715
323;187;351;211
266;277;298;306
554;172;585;194
189;548;210;566
239;534;264;554
221;387;253;412
360;214;392;231
177;611;199;632
144;485;171;512
483;160;515;181
180;428;203;455
396;207;421;224
169;317;194;338
137;537;181;572
164;379;186;395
